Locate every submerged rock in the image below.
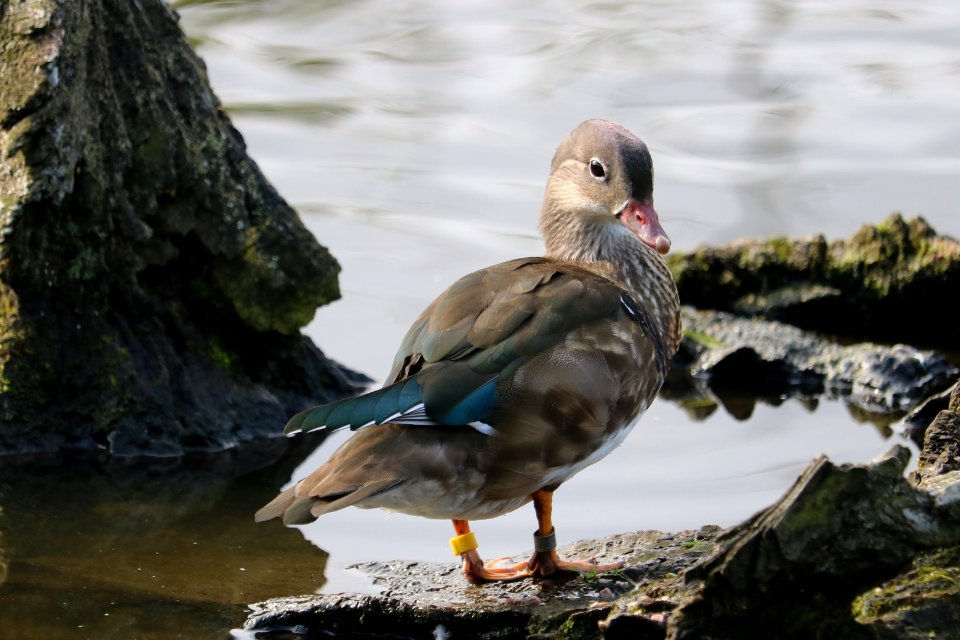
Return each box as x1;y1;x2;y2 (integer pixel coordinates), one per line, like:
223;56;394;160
0;0;363;455
668;214;960;349
664;308;957;421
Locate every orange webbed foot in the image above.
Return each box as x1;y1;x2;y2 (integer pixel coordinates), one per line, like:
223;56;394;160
461;549;533;583
528;549;624;578
451;497;624;584
460;548;623;583
523;525;622;578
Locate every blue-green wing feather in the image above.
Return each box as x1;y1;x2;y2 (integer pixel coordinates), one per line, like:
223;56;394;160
285;378;425;434
286;258;622;435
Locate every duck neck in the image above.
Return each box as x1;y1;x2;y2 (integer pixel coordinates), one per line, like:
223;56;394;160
542;207;682;358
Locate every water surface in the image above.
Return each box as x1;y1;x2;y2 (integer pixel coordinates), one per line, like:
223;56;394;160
172;0;959;590
3;1;959;637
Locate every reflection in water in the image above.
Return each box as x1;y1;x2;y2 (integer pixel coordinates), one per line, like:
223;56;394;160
729;0;803;241
3;0;957;637
0;435;329;639
663;377;900;437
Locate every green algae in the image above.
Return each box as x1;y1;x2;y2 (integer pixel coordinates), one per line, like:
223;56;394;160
668;214;960;348
853;546;960;632
683;328;724;350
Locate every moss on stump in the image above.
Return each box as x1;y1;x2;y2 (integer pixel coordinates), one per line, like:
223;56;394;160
0;0;360;455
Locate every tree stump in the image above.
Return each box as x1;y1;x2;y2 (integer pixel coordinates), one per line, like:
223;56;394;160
0;0;360;455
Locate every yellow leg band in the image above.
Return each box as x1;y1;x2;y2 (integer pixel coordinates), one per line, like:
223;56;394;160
450;531;479;556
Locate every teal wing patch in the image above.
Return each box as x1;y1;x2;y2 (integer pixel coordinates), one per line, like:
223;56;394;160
289;258;624;434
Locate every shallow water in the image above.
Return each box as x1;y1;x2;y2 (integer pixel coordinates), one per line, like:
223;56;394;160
3;1;960;637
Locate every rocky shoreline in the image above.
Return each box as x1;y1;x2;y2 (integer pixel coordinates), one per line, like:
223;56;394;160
244;393;960;638
3;2;960;638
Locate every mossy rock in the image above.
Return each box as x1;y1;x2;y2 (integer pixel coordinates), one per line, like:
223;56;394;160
853;546;960;639
668;214;960;348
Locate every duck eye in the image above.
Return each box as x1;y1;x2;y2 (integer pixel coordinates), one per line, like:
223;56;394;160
589;158;607;180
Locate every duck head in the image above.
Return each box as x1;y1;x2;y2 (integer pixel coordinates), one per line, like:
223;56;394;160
540;119;670;261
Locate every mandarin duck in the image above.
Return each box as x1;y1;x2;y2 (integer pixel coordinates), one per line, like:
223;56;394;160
256;119;682;583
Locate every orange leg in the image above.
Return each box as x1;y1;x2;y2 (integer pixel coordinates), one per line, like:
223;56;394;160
451;489;623;583
526;488;623;577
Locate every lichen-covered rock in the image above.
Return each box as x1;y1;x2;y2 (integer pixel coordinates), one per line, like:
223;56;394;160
0;0;363;455
901;381;958;446
668;214;960;348
853;546;960;640
247;593;536;640
244;528;721;639
664;308;957;421
666;447;960;640
916;411;960;480
846;385;960;640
